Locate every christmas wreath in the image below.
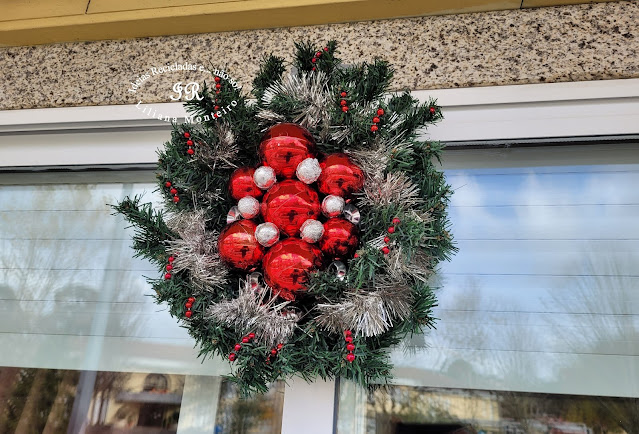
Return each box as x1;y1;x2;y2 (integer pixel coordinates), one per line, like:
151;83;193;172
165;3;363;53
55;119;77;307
114;41;455;395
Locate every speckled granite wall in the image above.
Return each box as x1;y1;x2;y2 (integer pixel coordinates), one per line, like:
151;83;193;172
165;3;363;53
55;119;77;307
0;1;636;111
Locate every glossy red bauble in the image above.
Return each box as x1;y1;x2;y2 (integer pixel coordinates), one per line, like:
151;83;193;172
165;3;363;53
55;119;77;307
317;153;364;197
346;353;356;362
262;238;323;300
259;123;317;178
218;220;265;271
319;218;359;260
229;167;263;200
261;180;321;237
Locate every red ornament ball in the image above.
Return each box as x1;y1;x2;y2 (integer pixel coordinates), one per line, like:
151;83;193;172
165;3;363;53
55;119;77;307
381;246;390;255
183;132;190;138
373;117;380;123
187;149;194;155
248;332;255;339
340;91;347;97
215;83;221;89
218;220;265;271
234;344;242;351
384;236;390;243
164;273;172;280
346;353;356;362
261;180;320;237
392;217;401;224
259;123;317;178
173;196;180;203
271;349;278;355
317;153;364;197
169;256;176;263
429;106;436;114
344;330;352;336
165;181;172;187
340;99;347;106
187;140;193;146
187;296;195;302
388;226;395;234
229;353;236;361
214;76;221;83
371;125;378;132
242;337;249;343
346;343;355;351
170;188;177;195
341;106;348;113
377;108;385;116
262;238;323;300
320;218;359;260
345;336;353;343
185;301;193;308
166;264;173;271
185;310;193;318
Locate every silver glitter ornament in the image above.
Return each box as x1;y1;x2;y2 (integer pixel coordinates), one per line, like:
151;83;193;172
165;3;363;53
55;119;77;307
255;222;280;247
253;166;277;190
237;196;260;219
300;219;324;243
329;261;347;281
343;204;361;225
296;157;322;184
321;195;345;218
226;206;241;224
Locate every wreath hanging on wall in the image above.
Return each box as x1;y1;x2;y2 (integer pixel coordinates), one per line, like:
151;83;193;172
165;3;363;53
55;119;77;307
114;41;456;395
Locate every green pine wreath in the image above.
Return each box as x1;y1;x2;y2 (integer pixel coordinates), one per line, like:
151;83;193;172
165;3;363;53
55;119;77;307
114;41;456;395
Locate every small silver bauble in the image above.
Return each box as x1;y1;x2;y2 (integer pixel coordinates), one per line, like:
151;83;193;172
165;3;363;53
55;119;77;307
343;203;361;225
300;219;324;243
321;195;345;218
227;206;241;224
254;222;280;247
237;196;260;219
249;272;262;290
253;166;276;190
329;261;347;281
296;157;322;184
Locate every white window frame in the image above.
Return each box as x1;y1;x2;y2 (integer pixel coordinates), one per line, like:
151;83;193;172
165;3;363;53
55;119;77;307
0;78;638;434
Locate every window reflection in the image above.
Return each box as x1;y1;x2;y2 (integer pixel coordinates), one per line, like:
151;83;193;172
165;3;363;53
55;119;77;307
355;384;638;434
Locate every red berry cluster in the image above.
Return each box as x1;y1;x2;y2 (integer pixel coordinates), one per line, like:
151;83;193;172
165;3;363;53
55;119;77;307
184;296;195;318
164;255;176;280
266;343;284;364
165;181;180;203
344;330;356;362
311;46;329;71
214;75;222;95
382;217;401;255
371;108;385;132
339;91;349;113
229;332;256;362
183;131;195;156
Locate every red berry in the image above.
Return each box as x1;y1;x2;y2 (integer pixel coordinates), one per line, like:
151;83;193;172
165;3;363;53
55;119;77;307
242;337;249;343
248;332;255;339
429;106;436;114
271;349;278;355
166;264;173;271
371;125;378;132
341;106;348;112
215;83;221;89
164;273;172;280
388;226;395;234
187;149;194;155
188;296;195;302
185;302;193;308
340;99;347;106
187;140;193;146
185;310;193;318
216;90;220;94
214;105;219;111
346;343;355;351
393;218;401;225
316;51;322;57
311;57;317;63
170;188;177;195
215;76;221;82
183;132;190;138
164;181;172;187
373;117;380;123
345;336;353;343
168;256;175;263
312;67;316;71
377;108;385;116
324;46;329;51
340;91;347;97
277;343;283;350
229;352;236;361
382;246;390;255
353;253;359;258
173;196;180;203
234;344;242;351
346;353;355;362
344;330;352;336
384;236;390;243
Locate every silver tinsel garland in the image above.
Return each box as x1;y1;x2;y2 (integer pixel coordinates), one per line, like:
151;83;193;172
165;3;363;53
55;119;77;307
315;285;414;337
358;172;423;210
165;210;228;290
207;280;299;348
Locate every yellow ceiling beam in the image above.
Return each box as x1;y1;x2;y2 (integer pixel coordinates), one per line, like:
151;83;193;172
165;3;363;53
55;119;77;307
0;0;622;47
